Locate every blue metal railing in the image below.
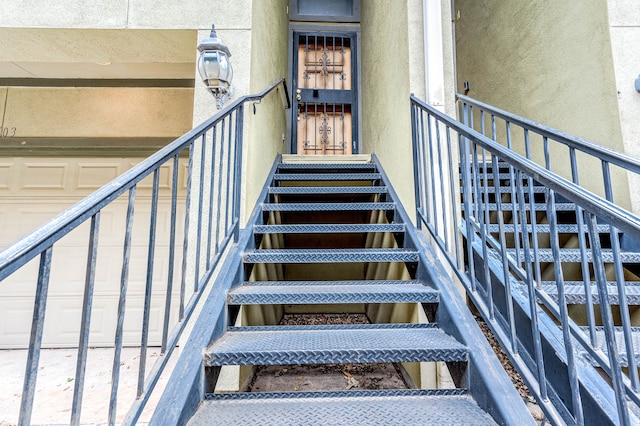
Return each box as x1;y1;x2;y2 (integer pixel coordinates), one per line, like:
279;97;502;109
411;94;640;425
0;78;289;426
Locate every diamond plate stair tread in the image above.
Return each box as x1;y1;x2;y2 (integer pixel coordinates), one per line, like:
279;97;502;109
463;185;547;194
486;224;611;234
506;248;640;263
188;394;496;426
262;202;395;211
244;248;419;263
277;163;376;170
269;186;388;194
541;282;640;305
578;327;640;367
273;173;381;181
253;223;405;234
204;326;468;366
228;282;439;304
474;202;576;211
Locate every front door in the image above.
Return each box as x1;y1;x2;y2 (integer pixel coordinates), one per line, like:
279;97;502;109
292;32;358;155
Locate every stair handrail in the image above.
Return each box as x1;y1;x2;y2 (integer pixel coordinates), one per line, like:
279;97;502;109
456;93;640;175
456;93;640;211
0;78;289;426
412;94;640;425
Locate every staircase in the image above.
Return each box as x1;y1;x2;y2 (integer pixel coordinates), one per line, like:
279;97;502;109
186;156;533;425
466;160;640;372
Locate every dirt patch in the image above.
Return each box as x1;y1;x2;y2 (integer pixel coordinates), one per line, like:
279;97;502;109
247;313;409;393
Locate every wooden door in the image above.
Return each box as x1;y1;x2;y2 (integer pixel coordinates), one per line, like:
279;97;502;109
293;33;357;155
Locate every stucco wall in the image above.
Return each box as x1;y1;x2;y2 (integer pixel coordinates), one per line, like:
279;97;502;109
608;0;640;213
243;0;290;222
361;0;419;213
454;0;629;207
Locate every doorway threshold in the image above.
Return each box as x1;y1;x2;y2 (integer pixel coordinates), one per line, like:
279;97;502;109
282;154;371;164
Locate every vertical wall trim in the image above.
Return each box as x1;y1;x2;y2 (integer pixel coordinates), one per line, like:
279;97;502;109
423;0;446;109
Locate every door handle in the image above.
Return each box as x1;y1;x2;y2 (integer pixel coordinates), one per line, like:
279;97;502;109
296;94;301;101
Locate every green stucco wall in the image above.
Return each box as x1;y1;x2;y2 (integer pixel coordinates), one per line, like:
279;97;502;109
361;0;416;213
243;0;289;221
454;0;629;207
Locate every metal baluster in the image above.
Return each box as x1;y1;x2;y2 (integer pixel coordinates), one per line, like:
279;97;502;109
446;126;462;267
195;134;206;291
180;142;194;320
411;103;423;228
427;113;438;234
206;128;216;267
586;211;630;425
162;156;179;352
225;112;234;238
492;155;518;353
233;106;245;240
516;171;548;401
419;109;429;226
602;161;639;389
18;247;53;426
480;146;494;319
71;212;101;426
543;137;550;170
435;119;448;249
137;170;160;398
215;120;226;253
547;188;584;425
459;126;477;292
506;122;522;269
522;129;542;285
569;148;597;346
109;187;136;425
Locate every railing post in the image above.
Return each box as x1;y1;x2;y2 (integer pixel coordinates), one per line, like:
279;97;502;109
233;104;245;242
410;101;422;229
18;248;53;426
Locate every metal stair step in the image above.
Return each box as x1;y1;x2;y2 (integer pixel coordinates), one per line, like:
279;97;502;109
472;202;576;212
486;224;611;234
262;202;395;212
578;327;640;367
273;173;381;181
204;324;468;366
541;281;640;305
227;280;439;305
506;248;640;263
188;391;496;426
278;163;376;170
462;185;547;194
269;186;387;194
253;223;405;234
243;248;419;263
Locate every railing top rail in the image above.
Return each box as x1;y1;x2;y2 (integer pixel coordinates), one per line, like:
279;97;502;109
455;93;640;175
0;78;290;281
411;95;640;239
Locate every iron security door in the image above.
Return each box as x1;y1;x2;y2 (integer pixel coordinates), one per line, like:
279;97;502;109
292;32;358;155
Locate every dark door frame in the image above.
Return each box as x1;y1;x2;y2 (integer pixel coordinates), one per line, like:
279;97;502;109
287;23;361;154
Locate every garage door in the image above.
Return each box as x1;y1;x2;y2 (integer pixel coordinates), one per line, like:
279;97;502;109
0;157;187;348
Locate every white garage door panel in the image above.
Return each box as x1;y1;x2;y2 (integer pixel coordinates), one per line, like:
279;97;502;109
0;157;187;349
0;294;181;348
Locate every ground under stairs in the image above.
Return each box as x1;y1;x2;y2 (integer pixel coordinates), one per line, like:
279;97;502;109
187;156;533;425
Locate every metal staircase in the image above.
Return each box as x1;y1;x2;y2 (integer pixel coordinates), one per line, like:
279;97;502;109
185;157;533;425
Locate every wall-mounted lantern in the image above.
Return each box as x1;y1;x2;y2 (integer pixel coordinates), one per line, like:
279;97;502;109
197;24;233;109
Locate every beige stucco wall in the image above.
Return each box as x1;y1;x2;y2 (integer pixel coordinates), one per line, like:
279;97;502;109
361;0;419;214
454;0;630;208
608;0;640;213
